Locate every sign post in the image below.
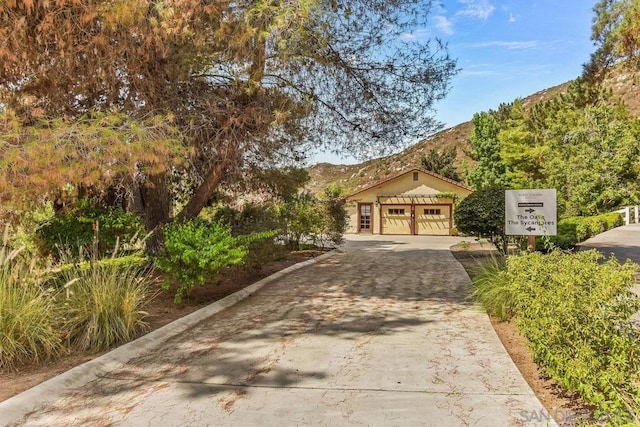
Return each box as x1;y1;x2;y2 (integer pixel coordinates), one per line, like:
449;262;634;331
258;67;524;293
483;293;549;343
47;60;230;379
505;189;557;251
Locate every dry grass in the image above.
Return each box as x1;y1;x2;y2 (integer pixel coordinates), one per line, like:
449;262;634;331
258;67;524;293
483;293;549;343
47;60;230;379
0;245;64;371
58;263;155;352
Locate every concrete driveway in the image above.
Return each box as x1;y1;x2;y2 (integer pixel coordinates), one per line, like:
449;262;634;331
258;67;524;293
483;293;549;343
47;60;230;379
1;235;551;426
578;223;640;265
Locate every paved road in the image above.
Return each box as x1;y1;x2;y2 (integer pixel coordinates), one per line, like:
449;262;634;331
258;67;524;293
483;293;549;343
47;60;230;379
578;223;640;262
578;223;640;295
1;235;550;426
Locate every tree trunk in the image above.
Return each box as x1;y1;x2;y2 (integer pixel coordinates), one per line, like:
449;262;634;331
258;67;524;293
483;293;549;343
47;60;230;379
176;157;232;222
130;150;235;255
132;172;171;254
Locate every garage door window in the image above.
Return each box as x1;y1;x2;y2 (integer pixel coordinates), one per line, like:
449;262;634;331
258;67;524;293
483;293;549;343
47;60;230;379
424;208;441;215
388;208;405;215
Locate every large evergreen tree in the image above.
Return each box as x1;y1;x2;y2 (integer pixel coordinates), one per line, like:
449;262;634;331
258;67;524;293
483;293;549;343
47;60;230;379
420;146;461;181
0;0;457;250
585;0;640;80
466;111;507;190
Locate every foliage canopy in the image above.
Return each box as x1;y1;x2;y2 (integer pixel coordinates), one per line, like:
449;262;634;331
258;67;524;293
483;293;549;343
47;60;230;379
420;146;461;181
466;112;507;190
0;0;458;248
585;0;640;80
473;250;640;421
465;80;640;216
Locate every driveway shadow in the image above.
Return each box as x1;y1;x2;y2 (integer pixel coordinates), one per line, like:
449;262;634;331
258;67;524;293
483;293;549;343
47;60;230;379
27;239;475;420
119;242;466;386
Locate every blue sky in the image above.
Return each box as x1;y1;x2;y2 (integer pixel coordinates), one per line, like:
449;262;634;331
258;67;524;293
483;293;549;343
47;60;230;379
310;0;598;164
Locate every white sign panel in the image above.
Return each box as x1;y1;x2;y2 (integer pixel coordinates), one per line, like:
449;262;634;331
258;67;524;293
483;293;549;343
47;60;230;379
505;189;557;236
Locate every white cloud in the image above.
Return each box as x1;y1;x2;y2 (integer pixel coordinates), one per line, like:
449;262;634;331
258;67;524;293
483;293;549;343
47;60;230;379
434;15;454;35
460;69;501;77
471;40;539;49
458;63;502;77
399;28;431;41
456;0;495;20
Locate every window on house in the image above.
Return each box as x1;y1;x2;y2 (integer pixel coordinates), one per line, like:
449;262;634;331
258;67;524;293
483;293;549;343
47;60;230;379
424;209;441;215
413;172;419;181
388;208;405;215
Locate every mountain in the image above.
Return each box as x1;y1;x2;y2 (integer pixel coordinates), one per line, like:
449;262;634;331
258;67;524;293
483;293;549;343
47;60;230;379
306;83;568;195
306;67;640;196
306;121;474;195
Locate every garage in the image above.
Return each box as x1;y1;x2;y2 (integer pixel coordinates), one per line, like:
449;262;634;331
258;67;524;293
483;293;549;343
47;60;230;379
381;205;412;235
415;205;452;236
381;203;452;235
343;168;473;235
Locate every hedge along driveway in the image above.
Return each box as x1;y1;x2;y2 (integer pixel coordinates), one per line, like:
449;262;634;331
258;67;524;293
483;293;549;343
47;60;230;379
1;235;552;426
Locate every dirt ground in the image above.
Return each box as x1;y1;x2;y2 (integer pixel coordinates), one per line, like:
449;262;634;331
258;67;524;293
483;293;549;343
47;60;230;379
0;250;322;403
450;242;594;425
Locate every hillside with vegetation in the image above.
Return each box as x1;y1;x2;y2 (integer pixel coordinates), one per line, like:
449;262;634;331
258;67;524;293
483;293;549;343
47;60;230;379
306;82;568;195
306;121;474;195
308;67;640;199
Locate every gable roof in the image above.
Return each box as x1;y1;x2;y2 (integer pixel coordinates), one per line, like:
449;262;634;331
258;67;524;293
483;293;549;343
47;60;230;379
344;167;474;199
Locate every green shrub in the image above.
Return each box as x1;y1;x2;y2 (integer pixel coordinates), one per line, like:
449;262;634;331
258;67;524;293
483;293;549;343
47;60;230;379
493;250;640;421
317;185;348;248
48;254;149;289
155;220;248;303
211;203;282;236
36;205;144;259
574;218;591;242
470;256;514;320
58;262;154;352
210;203;285;268
602;212;625;229
57;254;149;275
454;187;507;253
549;217;580;249
541;212;623;249
242;234;286;269
7;203;55;257
0;246;63;370
278;192;324;250
88;254;148;270
576;216;607;241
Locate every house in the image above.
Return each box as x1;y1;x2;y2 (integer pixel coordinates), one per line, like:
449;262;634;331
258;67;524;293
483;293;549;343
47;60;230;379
344;168;473;235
